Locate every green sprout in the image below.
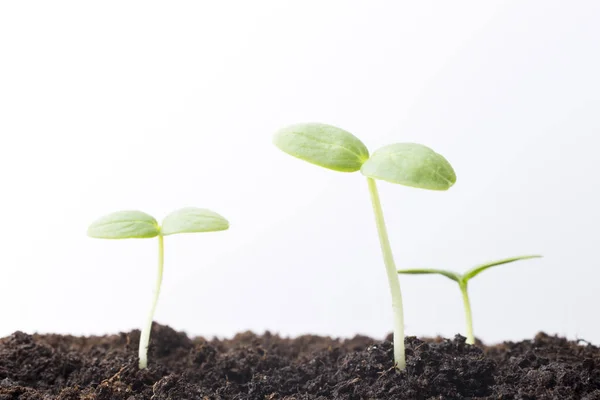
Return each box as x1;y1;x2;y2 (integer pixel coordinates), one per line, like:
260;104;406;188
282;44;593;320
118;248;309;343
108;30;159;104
273;122;456;370
398;255;542;345
87;207;229;369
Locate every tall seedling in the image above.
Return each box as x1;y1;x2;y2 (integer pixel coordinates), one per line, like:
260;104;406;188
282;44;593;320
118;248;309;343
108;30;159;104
273;123;456;369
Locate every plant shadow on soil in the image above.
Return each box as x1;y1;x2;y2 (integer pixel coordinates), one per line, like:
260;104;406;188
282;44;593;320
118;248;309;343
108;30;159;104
1;323;600;399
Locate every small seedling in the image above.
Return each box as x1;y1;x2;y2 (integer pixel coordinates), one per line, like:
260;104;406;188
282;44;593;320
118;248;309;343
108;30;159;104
398;255;542;345
87;207;229;369
273;122;456;370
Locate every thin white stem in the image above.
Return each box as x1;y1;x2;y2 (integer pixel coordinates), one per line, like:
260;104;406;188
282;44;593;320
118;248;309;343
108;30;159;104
366;178;406;370
459;281;475;345
138;234;165;369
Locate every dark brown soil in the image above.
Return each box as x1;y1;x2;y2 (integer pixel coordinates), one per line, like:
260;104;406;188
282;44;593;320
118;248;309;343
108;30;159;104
1;324;599;399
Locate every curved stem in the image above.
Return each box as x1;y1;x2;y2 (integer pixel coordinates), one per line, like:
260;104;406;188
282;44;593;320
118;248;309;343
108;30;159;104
139;234;165;369
459;281;475;345
366;178;405;370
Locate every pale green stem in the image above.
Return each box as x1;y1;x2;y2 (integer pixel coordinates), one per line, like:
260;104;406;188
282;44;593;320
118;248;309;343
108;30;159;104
366;178;406;370
459;281;475;345
138;234;165;369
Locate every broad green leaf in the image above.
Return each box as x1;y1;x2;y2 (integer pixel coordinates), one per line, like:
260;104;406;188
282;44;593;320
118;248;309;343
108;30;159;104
87;210;159;239
361;143;456;190
463;255;542;281
161;207;229;236
273;123;369;172
397;268;461;283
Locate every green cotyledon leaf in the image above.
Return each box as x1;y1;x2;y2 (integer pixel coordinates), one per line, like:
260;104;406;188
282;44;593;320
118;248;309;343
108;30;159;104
161;207;229;236
87;210;159;239
361;143;456;190
397;268;462;283
463;255;543;281
273;123;369;172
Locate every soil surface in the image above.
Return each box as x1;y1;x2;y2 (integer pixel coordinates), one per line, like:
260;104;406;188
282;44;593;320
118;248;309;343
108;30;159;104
1;324;599;399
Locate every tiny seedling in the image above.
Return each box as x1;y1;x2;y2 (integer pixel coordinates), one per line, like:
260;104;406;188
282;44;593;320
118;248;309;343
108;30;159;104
273;122;456;370
87;207;229;369
397;255;542;345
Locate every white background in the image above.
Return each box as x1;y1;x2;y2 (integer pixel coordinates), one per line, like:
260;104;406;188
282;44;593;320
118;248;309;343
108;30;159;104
1;1;598;345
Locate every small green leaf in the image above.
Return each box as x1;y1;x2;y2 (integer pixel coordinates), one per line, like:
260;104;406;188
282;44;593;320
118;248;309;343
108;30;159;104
361;143;456;190
161;207;229;236
463;255;542;281
87;210;160;239
273;123;369;172
397;268;462;283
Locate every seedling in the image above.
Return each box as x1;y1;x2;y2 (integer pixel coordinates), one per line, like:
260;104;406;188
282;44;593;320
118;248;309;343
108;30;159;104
398;255;542;345
273;122;456;369
87;207;229;369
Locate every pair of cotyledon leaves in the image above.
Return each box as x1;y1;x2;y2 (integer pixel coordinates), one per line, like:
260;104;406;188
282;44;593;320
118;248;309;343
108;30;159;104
273;123;456;190
87;207;229;239
398;255;543;285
